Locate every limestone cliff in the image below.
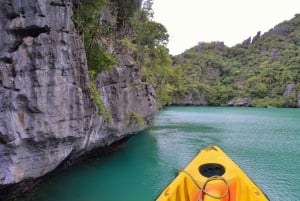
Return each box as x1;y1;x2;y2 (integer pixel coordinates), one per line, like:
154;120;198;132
0;0;156;197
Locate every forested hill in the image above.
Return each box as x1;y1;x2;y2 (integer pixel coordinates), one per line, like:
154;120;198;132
168;14;300;107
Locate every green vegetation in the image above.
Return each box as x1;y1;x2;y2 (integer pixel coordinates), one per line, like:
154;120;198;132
73;0;116;119
127;0;181;107
73;0;181;109
89;71;112;121
73;0;117;73
171;14;300;107
73;1;300;110
129;111;145;127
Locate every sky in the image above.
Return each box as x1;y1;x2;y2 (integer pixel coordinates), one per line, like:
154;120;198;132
152;0;300;55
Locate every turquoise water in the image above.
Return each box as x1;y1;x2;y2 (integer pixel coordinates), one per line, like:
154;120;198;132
32;107;300;201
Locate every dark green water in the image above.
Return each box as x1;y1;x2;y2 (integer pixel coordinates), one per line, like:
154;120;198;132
32;107;300;201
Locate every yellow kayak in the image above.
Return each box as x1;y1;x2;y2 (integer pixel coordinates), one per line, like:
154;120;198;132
156;146;269;201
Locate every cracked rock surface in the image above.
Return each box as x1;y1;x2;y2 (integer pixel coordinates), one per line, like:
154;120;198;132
0;0;156;193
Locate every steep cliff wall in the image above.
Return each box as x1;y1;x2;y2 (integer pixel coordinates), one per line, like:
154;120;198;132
0;0;156;197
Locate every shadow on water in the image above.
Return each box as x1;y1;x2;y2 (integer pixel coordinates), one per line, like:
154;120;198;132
150;122;223;133
27;132;166;201
18;106;300;201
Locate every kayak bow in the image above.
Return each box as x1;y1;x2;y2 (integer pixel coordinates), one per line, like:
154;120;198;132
156;146;269;201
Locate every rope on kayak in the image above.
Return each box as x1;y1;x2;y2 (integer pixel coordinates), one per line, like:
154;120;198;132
179;170;229;201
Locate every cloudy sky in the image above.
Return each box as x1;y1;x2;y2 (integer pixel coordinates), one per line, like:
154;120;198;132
152;0;300;55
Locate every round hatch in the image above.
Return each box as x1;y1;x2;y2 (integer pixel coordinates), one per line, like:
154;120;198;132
199;163;225;177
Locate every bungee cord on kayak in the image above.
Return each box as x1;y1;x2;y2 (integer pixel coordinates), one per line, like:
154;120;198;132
180;170;229;201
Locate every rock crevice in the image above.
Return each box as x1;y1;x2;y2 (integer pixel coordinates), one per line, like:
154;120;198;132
0;0;156;198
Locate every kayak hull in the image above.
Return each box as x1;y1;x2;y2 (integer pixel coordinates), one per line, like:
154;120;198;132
156;146;269;201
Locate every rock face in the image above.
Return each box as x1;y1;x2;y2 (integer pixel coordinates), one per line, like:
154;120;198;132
297;92;300;108
227;98;250;107
171;93;208;106
283;83;297;107
251;31;261;43
0;0;156;195
241;37;251;46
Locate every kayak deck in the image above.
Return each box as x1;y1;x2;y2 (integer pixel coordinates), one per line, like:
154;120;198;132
156;146;269;201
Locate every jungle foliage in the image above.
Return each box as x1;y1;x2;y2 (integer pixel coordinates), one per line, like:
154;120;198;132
73;1;300;109
171;14;300;107
73;0;117;73
124;0;181;107
73;0;180;108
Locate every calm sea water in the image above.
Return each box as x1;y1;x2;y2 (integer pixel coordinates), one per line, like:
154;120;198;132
31;107;300;201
